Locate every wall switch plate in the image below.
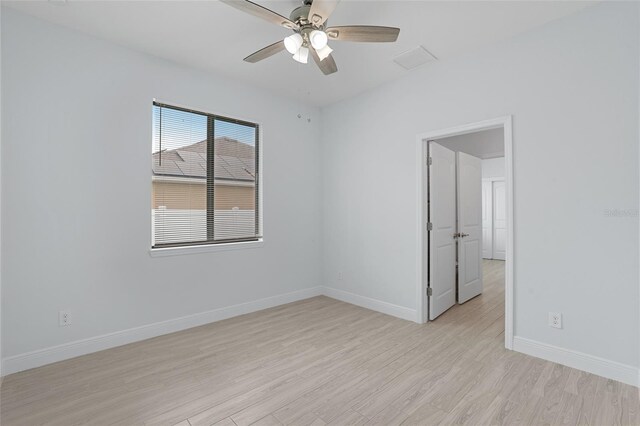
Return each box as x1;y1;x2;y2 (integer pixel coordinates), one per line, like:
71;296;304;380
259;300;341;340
59;310;72;327
548;312;562;329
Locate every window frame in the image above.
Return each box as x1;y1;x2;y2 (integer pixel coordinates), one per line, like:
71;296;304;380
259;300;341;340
150;100;263;253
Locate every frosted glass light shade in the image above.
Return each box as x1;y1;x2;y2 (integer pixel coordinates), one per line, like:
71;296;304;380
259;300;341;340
309;30;328;50
292;46;309;64
316;45;333;61
284;33;303;54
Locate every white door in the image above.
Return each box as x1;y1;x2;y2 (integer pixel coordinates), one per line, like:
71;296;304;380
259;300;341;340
457;152;483;304
492;180;506;260
428;143;457;320
481;180;493;259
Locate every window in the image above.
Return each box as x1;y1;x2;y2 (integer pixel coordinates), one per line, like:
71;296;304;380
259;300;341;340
152;102;260;248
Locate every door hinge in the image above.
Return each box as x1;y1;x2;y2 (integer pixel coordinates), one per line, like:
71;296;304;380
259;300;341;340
426;287;433;297
427;156;432;166
426;222;433;231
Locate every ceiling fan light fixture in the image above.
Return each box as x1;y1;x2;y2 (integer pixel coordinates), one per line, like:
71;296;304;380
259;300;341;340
222;0;401;76
292;46;309;64
316;44;333;61
284;33;303;54
309;30;328;50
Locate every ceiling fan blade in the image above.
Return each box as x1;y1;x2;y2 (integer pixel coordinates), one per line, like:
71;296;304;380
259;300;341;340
220;0;297;29
244;40;286;63
311;48;337;75
308;0;340;26
325;26;400;42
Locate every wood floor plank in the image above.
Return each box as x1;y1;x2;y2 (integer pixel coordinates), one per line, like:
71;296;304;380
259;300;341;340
399;402;448;426
1;260;637;426
250;414;284;426
325;409;368;426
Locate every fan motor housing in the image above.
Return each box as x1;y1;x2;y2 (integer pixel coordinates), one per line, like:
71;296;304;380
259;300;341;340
289;5;311;25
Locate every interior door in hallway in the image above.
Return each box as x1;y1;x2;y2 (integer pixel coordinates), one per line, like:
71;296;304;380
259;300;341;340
428;143;457;320
457;152;483;304
492;180;507;260
482;180;493;259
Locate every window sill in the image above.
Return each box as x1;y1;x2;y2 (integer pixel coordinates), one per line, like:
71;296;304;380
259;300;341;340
149;239;264;257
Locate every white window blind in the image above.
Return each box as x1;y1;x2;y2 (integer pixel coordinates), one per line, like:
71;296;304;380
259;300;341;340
152;102;260;248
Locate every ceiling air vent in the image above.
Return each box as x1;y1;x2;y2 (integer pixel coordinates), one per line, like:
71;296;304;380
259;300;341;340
393;46;437;70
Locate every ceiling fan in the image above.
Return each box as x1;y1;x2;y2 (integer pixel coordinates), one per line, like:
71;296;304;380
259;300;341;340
220;0;400;75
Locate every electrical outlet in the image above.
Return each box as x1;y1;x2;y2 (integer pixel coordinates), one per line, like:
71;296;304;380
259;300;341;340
59;310;72;327
548;312;562;329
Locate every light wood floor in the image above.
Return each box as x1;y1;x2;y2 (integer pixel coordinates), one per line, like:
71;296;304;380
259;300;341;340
2;260;638;425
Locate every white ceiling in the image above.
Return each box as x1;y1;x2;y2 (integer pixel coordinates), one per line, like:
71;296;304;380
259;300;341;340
5;1;594;106
437;128;504;159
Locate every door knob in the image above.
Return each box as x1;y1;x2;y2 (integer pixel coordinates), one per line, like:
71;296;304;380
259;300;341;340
460;233;469;238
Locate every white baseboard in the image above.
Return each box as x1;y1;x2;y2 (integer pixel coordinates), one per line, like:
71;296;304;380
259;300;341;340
1;286;415;376
4;292;635;389
2;286;323;376
513;336;638;387
322;286;417;322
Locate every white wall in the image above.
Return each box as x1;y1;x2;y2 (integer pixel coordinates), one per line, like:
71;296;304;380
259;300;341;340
1;9;321;366
2;2;639;384
482;157;505;179
321;2;639;369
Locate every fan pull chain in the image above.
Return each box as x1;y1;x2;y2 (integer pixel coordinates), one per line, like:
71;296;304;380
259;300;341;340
295;60;312;123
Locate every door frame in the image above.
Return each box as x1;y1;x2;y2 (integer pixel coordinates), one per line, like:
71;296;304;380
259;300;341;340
415;116;514;350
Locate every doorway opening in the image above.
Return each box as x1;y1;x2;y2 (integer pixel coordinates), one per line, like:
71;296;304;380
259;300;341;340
416;116;514;350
